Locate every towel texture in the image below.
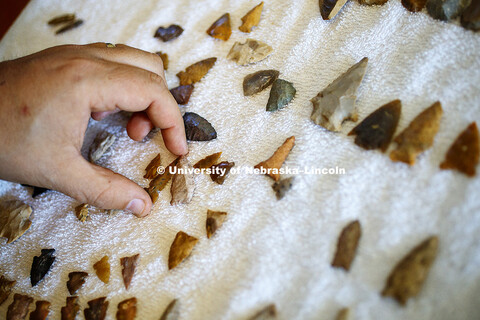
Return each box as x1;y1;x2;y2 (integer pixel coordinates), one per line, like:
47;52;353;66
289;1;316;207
0;0;479;319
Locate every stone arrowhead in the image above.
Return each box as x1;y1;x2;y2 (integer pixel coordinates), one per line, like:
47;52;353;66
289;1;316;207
227;39;273;65
426;0;472;21
310;57;368;132
461;0;480;30
30;249;56;287
266;79;296;112
319;0;349;19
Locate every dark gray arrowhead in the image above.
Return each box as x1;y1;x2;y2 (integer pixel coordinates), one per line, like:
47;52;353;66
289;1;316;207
243;70;280;96
461;0;480;30
183;112;217;141
266;79;296;112
31;249;55;286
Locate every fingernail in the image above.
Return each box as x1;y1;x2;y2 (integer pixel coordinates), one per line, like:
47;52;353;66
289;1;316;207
125;198;146;217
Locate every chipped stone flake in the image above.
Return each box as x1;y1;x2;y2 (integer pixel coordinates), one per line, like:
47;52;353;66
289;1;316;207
348;100;401;152
440;122;479;176
266;79;296;112
206;210;227;238
121;254;140;290
7;294;33;320
0;200;32;244
75;203;89;222
243;70;279;96
144;153;162;179
206;13;232;41
183;112;217;141
61;296;80;320
31;249;55;287
331;220;361;271
382;236;438;305
156;51;169;70
29;300;51;320
390;102;443;165
89;131;116;163
170;156;195;205
93;256;110;284
239;2;264;32
210;161;235;184
319;0;349;19
147;157;180;203
272;177;294;200
194;152;222;169
67;271;88;295
311;58;368;132
177;58;217;86
168;231;198;270
84;297;109;320
227;39;273;66
255;136;295;181
154;25;184;42
170;85;194;105
117;297;137;320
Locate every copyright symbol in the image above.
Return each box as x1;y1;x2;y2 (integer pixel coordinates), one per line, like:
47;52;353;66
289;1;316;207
157;166;165;174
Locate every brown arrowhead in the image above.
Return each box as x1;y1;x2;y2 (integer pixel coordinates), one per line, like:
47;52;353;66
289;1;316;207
170;85;194;105
206;210;227;238
177;58;217;86
168;231;198;270
440;122;479;177
116;297;137;320
255;136;295;181
194;152;222;169
390;102;443;165
29;300;51;320
239;2;264;33
67;271;88;295
206;13;232;41
331;220;361;271
156;51;169;70
154;25;183;42
382;236;438;305
93;256;110;284
147;157;181;203
7;294;33;320
144;153;162;179
61;296;80;320
84;297;109;320
210;161;235;185
121;254;140;290
0;200;32;244
319;0;349;19
0;275;15;306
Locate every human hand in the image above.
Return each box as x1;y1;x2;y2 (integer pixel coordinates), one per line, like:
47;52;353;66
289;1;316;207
0;43;187;217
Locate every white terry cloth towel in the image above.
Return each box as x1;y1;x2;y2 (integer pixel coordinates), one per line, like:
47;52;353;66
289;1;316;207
0;0;480;319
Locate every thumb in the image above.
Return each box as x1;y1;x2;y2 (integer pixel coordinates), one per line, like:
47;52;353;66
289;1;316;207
55;157;152;217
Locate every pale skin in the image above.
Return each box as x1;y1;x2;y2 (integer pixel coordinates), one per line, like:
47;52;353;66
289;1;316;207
0;43;188;217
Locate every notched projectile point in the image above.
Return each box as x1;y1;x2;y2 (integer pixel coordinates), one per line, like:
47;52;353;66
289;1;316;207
331;220;361;271
89;131;116;163
75;203;89;222
56;19;84;35
266;79;296;112
170;85;194;105
170;156;195;205
61;296;80;320
121;254;140;290
349;100;401;152
255;136;295;181
311;57;368;132
206;13;232;41
359;0;389;4
227;39;273;66
244;70;279;96
168;231;198;270
194;152;222;169
7;294;33;320
160;299;179;320
29;300;51;320
401;0;427;11
426;0;471;20
248;304;277;320
117;297;137;320
335;308;350;320
272;177;294;200
382;236;439;305
93;256;110;284
210;161;235;184
462;0;480;31
240;2;264;32
390;102;443;165
67;271;88;295
183;112;217;141
154;25;184;42
0;275;15;306
206;210;227;238
319;0;349;19
48;13;75;25
84;297;109;320
144;153;162;179
31;249;55;287
147;157;181;203
440;122;479;177
177;58;217;86
0;200;32;244
156;51;169;70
